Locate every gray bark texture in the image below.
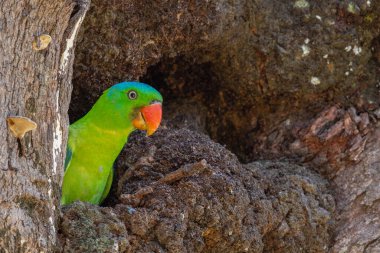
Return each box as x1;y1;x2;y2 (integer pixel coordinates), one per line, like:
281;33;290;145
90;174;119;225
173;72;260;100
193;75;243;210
0;0;89;252
287;106;380;252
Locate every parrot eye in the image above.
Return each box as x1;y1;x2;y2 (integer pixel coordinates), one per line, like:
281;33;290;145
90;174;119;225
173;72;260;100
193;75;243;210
127;90;138;100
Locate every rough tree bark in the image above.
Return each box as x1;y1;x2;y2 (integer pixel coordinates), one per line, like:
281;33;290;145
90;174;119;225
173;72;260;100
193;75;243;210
288;106;380;252
0;0;89;252
66;0;379;252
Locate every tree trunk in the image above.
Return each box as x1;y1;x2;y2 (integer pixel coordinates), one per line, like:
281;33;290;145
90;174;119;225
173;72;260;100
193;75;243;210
0;0;89;252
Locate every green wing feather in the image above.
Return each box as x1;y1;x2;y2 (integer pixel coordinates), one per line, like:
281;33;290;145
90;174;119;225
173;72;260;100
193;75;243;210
64;145;72;171
99;167;113;204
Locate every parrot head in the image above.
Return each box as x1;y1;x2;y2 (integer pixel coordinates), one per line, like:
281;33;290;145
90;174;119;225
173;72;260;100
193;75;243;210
106;82;163;136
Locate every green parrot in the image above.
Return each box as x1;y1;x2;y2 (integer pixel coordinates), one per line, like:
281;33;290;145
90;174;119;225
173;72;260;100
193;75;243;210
61;82;163;205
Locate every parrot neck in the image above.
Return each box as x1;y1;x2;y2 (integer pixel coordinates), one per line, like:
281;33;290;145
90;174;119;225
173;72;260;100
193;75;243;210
76;94;136;141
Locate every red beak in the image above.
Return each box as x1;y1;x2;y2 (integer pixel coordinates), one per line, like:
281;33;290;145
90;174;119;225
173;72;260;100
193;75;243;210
132;103;162;136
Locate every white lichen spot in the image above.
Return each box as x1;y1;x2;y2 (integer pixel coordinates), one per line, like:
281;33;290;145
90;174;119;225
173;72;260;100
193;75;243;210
365;218;372;225
228;231;233;236
180;213;185;220
304;38;310;44
59;16;85;74
52;91;62;176
345;45;352;52
294;0;309;9
49;216;55;233
327;19;335;26
345;71;350;76
113;242;119;252
301;44;310;57
323;54;329;59
310;77;321;85
48;92;62;243
353;45;362;55
315;15;322;21
367;0;371;6
347;2;359;14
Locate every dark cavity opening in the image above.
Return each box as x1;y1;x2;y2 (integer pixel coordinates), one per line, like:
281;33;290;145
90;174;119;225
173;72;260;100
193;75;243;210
141;56;255;162
69;54;258;162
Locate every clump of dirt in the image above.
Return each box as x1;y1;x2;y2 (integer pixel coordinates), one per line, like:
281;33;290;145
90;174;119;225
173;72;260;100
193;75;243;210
59;202;129;252
59;128;334;252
